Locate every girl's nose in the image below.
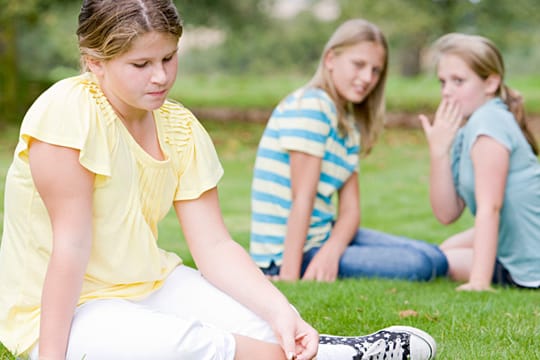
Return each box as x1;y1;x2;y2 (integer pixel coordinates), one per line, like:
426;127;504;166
358;67;373;84
152;64;167;84
441;84;452;99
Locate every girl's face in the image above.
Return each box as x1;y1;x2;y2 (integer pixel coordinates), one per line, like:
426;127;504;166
89;31;179;119
437;53;499;118
324;41;385;104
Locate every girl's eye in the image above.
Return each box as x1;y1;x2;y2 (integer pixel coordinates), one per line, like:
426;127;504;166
453;78;463;85
132;62;148;68
163;55;174;63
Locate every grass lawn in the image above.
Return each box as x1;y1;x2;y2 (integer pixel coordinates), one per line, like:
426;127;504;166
171;73;540;115
0;121;539;359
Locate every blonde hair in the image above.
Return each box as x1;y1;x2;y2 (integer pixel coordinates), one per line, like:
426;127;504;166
77;0;183;71
433;33;538;155
307;18;388;155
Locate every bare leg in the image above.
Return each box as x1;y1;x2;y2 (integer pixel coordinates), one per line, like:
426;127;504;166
440;228;474;281
233;335;288;360
444;248;474;281
439;228;474;251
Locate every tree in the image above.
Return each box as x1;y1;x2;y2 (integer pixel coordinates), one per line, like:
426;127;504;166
0;0;270;126
0;0;40;125
0;0;77;126
174;0;268;30
337;0;540;77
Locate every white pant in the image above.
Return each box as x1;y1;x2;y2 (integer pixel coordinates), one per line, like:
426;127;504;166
30;266;277;360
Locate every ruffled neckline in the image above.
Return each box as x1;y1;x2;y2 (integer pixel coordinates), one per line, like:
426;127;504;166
80;72;170;164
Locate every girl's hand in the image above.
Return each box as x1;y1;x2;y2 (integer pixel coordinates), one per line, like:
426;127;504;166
419;99;463;159
273;313;319;360
302;246;340;282
456;282;495;292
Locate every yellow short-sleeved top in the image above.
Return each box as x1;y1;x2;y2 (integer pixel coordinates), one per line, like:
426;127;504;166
0;72;224;355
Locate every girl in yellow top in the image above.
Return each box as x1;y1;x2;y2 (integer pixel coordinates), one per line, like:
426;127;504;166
0;1;436;359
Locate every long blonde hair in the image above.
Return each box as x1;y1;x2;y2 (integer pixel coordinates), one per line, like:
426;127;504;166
77;0;183;71
433;33;538;155
308;19;388;155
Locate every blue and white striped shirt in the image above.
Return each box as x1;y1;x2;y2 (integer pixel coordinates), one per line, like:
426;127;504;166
249;87;360;267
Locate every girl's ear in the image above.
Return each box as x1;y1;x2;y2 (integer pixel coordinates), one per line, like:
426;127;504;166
85;56;104;76
485;74;501;96
324;50;336;72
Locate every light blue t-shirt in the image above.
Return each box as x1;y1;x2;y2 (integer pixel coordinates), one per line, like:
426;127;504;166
451;97;540;286
249;87;360;267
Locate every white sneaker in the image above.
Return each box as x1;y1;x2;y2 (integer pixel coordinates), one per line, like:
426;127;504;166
318;325;436;359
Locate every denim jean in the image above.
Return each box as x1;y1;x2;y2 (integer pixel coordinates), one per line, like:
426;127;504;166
261;227;448;281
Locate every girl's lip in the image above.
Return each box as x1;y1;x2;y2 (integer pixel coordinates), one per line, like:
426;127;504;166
148;89;167;96
354;88;367;97
352;84;367;93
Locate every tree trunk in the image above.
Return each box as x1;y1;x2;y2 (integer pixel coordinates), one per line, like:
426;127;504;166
399;35;426;77
0;17;19;127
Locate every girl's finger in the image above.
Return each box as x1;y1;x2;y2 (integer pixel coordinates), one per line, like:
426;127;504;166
419;114;431;133
434;98;448;122
447;101;462;127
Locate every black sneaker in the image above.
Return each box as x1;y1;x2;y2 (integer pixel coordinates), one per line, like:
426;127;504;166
318;325;436;359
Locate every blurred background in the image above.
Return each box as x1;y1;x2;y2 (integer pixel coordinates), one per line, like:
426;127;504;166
1;0;539;126
3;5;540;360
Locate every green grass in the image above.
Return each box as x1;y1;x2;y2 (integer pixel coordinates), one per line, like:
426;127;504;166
1;122;539;359
171;72;308;109
171;73;540;115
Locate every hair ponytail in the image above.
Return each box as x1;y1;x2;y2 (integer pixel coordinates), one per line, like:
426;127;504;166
501;84;538;155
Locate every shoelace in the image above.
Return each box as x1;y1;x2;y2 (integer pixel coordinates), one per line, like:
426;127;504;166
381;338;405;360
355;337;405;360
362;339;386;357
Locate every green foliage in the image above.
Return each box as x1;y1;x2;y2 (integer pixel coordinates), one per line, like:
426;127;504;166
0;0;41;21
181;12;335;76
338;0;540;76
2;0;540;127
174;0;268;31
17;2;80;80
0;0;80;125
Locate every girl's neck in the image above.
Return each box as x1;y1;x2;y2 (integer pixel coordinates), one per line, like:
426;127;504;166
112;105;150;127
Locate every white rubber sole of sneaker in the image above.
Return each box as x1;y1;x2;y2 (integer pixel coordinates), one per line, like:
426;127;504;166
384;325;436;360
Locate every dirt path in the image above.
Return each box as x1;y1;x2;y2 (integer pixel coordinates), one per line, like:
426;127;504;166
192;107;540;131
